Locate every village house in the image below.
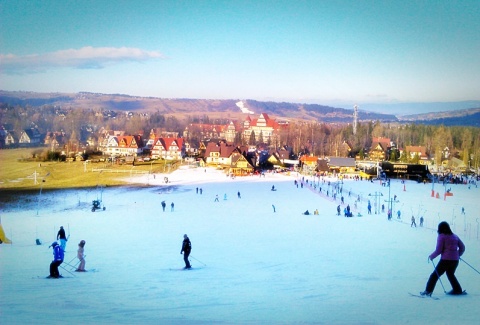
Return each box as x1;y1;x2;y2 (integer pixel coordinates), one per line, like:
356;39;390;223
151;137;184;160
369;137;392;161
404;145;429;164
103;135;143;157
228;153;254;176
204;141;241;167
18;128;42;147
44;131;67;150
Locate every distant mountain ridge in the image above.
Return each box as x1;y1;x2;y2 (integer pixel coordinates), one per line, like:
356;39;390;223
0;90;478;126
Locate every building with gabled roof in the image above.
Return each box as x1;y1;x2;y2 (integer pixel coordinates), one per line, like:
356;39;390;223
369;137;392;161
151;137;184;160
103;135;143;156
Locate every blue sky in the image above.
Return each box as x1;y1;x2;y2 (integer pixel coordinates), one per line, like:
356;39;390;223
1;0;479;111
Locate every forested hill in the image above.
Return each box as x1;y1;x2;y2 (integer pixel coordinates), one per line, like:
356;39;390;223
0;90;478;126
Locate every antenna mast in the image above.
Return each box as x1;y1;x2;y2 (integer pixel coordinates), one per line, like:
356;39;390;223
353;105;358;135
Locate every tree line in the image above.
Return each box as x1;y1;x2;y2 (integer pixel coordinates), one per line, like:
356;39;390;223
1;103;479;169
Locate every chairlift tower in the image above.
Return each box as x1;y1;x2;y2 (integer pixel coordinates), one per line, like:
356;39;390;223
353;105;358;135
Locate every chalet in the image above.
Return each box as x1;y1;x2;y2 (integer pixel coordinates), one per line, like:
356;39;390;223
18;128;42;146
404;145;429;163
44;131;66;150
229;153;254;176
369;137;392;161
1;130;16;147
104;135;143;157
151;137;184;160
204;142;240;167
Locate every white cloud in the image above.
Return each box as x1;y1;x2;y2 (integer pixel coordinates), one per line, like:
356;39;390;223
0;46;164;74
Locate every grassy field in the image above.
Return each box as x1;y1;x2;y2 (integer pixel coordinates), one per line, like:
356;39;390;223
0;148;178;192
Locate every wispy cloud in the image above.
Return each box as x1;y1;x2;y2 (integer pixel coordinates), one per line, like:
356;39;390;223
0;46;164;74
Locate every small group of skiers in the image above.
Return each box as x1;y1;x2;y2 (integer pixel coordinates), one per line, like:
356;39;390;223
48;226;87;278
161;201;175;212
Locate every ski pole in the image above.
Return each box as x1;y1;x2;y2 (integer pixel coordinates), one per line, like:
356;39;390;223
460;258;480;275
430;259;446;293
189;255;206;266
59;264;76;277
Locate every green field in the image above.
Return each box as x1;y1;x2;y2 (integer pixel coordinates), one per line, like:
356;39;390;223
0;148;178;192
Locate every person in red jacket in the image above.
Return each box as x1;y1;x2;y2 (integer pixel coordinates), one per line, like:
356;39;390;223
421;221;465;296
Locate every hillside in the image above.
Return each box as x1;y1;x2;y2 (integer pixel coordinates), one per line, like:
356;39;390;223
1;90;478;126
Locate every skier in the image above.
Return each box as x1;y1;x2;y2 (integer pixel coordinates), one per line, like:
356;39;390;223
171;202;174;212
161;201;166;212
214;195;219;202
272;204;276;213
411;216;417;227
48;241;64;278
56;226;67;251
237;191;241;199
367;201;372;215
337;205;341;216
75;240;86;272
180;234;192;269
420;221;465;296
420;216;424;227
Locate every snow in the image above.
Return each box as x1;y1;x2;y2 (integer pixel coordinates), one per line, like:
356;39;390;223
1;167;479;325
236;101;255;114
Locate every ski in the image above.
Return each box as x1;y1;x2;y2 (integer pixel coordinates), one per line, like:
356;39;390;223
408;292;440;300
169;267;202;271
446;290;467;296
34;275;73;279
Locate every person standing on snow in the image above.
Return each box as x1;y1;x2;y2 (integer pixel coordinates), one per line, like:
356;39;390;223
48;241;64;278
420;221;465;296
57;226;67;251
76;240;86;272
180;234;192;269
411;216;417;227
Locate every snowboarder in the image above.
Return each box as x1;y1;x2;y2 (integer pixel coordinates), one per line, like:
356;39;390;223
271;185;276;191
75;240;86;272
420;221;465;296
420;216;424;227
171;202;174;212
56;226;67;251
397;210;401;219
411;216;416;227
180;234;192;269
237;191;241;199
161;201;166;212
48;241;64;278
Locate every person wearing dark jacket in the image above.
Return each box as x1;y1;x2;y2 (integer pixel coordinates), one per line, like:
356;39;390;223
48;241;64;278
57;226;67;251
421;221;465;296
180;234;192;269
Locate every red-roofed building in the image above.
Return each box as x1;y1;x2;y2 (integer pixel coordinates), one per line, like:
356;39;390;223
151;137;184;160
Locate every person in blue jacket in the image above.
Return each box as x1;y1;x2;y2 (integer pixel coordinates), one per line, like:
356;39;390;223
48;241;64;278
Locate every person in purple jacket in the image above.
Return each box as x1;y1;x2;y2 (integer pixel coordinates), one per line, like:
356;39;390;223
420;221;465;296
